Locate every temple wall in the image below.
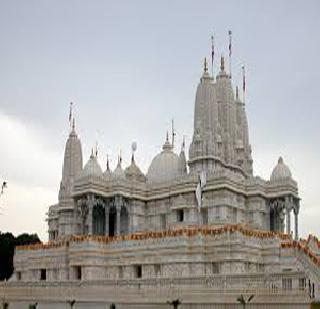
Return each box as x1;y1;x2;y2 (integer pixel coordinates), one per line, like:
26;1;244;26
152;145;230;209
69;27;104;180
2;281;312;309
5;302;311;309
14;231;315;284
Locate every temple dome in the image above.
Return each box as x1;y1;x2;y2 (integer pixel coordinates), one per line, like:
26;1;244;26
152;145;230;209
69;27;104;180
270;157;292;181
80;153;103;178
147;136;181;183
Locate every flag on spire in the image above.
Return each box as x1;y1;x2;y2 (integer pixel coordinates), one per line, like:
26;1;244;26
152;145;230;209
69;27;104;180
69;102;73;124
119;150;122;164
106;155;110;171
211;35;215;76
171;119;176;148
228;30;232;57
228;30;232;78
242;65;246;102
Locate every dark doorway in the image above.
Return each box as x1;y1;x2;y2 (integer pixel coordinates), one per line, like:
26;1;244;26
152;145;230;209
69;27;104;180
92;204;105;235
75;266;81;280
270;208;275;231
40;269;46;281
109;207;117;236
134;265;142;278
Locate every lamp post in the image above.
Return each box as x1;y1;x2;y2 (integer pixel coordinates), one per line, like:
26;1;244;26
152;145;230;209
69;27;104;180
2;279;8;309
167;299;182;309
67;300;76;309
236;294;254;309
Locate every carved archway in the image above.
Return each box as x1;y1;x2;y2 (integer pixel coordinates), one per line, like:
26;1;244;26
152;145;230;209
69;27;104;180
120;206;129;235
270;207;275;231
92;203;105;235
269;199;285;232
109;206;117;237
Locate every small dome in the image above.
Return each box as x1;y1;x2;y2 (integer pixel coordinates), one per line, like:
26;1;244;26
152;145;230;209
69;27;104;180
270;157;292;181
81;153;103;178
113;158;125;180
125;155;146;182
147;136;181;183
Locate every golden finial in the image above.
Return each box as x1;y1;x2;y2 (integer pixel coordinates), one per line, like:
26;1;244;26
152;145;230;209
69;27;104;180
204;57;208;73
119;150;122;165
106;154;110;170
220;56;225;71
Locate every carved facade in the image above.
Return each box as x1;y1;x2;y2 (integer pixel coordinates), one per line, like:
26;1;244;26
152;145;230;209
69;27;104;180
10;57;319;307
46;58;300;243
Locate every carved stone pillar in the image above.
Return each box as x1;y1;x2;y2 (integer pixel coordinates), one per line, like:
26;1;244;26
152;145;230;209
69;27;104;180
115;196;122;236
87;195;94;236
105;207;109;236
294;209;299;241
128;203;133;234
286;207;291;234
116;207;121;235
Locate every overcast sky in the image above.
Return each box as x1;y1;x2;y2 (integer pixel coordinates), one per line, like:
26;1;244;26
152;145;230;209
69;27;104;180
0;0;319;241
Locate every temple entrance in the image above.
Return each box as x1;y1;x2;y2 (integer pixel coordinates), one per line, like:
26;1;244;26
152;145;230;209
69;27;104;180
270;208;275;231
92;204;105;235
109;206;117;236
120;206;129;235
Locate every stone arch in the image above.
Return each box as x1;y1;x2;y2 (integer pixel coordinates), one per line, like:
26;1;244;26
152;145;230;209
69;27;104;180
92;203;105;236
120;206;129;235
270;206;275;231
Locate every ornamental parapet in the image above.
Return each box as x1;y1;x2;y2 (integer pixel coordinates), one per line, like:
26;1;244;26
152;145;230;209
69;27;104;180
16;224;291;252
16;224;320;269
281;240;320;268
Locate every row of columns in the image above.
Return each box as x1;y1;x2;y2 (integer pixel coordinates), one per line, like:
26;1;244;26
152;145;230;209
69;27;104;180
84;195;128;236
271;196;299;240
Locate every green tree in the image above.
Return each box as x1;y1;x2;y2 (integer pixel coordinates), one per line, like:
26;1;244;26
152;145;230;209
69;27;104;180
0;232;40;280
0;233;15;280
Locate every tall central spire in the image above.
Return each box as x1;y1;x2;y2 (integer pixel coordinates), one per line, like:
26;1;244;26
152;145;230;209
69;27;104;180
59;114;83;201
188;57;253;177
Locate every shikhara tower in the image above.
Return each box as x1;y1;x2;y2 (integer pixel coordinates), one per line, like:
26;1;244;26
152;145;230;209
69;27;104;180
189;56;252;176
56;119;83;237
11;44;320;306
